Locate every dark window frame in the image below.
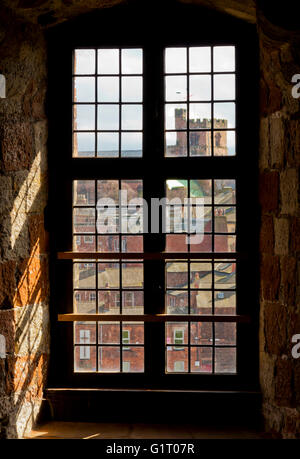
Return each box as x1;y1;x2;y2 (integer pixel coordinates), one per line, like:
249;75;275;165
47;2;259;391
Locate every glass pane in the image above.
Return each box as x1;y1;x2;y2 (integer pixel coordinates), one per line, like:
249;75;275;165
122;263;143;289
73;235;96;252
190;131;211;156
190;322;212;345
74;105;95;130
166;291;188;314
215;347;236;373
98;49;119;74
214;103;235;128
98;290;120;314
121;207;143;234
191;180;212;203
122;291;144;314
122;347;144;373
122;49;143;74
123;323;144;344
98;323;120;344
166;323;188;344
97;235;119;252
214;262;236;289
73;180;95;206
74;49;95;75
165;76;187;101
121;132;142;157
165;104;187;130
190;347;212;373
74;346;96;372
215;291;236;315
98;105;119;130
189;47;211;73
215;323;236;345
214;207;236;233
98;77;119;102
165;131;187;157
191;290;212;314
214;180;236;204
122;105;142;130
214;74;235;100
74;263;96;289
166;347;188;373
74;77;95;102
97;208;119;235
165;48;187;73
190;234;212;252
74;322;96;344
214;46;235;72
122;77;142;102
98;263;120;289
97;133;119;157
166;205;185;233
74;291;96;314
73;208;95;233
166;262;188;289
98;347;120;372
166;179;188;200
189;75;211;101
73;132;95;157
193;206;212;232
189;103;211;129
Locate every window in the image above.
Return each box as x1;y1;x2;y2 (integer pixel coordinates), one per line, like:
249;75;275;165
50;4;258;391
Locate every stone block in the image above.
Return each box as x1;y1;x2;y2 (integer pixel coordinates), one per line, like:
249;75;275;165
280;256;296;305
13;256;49;308
274;357;293;407
0;260;16;308
259;171;279;214
14;303;50;356
0;122;34;173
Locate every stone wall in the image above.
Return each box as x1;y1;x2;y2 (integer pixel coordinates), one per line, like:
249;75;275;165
258;11;300;438
0;8;49;438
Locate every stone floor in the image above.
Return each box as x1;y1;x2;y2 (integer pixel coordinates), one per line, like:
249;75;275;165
25;422;267;439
